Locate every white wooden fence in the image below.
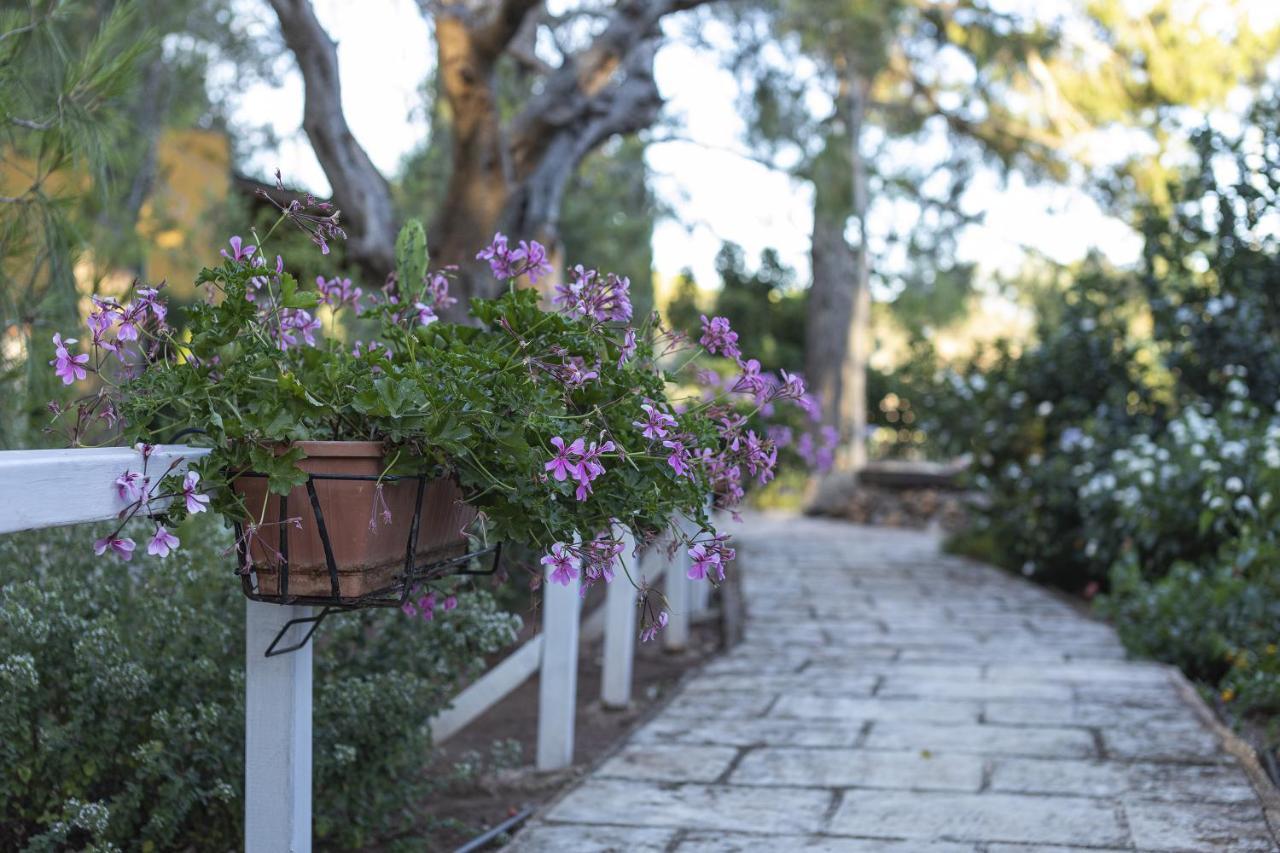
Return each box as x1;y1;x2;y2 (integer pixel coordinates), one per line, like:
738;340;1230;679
0;445;710;852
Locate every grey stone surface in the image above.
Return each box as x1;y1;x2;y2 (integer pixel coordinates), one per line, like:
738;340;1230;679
828;790;1130;846
677;834;977;852
989;756;1260;804
508;515;1277;852
632;716;865;748
596;744;740;783
545;779;832;834
1124;800;1280;852
864;720;1098;758
729;747;984;791
770;694;980;724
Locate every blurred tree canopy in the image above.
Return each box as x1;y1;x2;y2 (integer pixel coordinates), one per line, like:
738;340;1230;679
717;0;1279;471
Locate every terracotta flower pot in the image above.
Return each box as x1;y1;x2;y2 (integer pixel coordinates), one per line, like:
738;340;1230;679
233;441;477;599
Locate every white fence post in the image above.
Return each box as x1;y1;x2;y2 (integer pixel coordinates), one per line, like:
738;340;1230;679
689;572;712;615
536;556;581;770
664;540;691;652
601;531;638;709
244;600;313;853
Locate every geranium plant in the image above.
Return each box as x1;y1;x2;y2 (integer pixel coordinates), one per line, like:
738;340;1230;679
49;185;807;634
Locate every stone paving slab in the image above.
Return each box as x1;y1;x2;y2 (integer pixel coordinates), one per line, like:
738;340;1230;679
509;515;1278;852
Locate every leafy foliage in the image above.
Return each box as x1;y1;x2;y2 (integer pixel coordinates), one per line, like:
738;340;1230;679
0;519;518;850
902;101;1280;732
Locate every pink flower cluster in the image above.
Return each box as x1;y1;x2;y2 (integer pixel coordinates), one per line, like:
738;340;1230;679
686;535;735;582
276;308;321;351
316;274;363;311
699;315;740;359
94;462;208;563
545;435;616;501
52;285;173;386
797;425;840;474
539;533;626;592
476;233;553;284
541;542;580;586
553;266;633;324
50;334;89;385
401;590;458;621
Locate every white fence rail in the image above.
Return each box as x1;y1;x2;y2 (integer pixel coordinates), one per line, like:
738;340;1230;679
0;446;712;851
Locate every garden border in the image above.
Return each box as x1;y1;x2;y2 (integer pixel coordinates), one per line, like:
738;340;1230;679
0;445;713;851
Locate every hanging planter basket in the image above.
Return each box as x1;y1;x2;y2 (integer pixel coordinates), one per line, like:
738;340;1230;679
231;441;499;609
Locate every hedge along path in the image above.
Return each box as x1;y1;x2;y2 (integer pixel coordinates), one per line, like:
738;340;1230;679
509;513;1280;852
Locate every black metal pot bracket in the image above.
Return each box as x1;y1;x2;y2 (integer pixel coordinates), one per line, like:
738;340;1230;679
231;470;501;656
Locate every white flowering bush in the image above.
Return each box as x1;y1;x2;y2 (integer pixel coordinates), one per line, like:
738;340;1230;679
914;319;1280;724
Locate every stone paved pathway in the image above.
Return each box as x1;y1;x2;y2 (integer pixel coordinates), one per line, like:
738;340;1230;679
510;514;1279;852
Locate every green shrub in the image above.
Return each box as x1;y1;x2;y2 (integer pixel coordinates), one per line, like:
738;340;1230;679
0;518;519;850
1101;537;1280;716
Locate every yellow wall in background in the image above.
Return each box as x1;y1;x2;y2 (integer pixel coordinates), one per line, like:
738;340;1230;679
135;129;231;293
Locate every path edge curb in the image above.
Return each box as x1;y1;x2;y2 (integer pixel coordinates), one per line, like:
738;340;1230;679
1168;664;1280;842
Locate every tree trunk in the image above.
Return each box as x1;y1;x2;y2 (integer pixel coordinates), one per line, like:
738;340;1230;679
429;13;513;314
805;68;871;472
841;73;872;470
805;215;855;440
273;0;711;310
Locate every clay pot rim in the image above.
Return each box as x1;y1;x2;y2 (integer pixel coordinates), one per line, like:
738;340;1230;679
288;440;386;458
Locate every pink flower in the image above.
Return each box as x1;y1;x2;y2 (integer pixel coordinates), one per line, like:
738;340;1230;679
115;470;145;503
545;436;585;482
582;534;624;584
135;286;168;325
553;266;633;323
516;240;552;285
316;273;362;310
115;305;142;342
276;308;321;350
699;315;740;359
426;271;457;310
147;525;180;558
618;327;637;367
93;535;136;561
561;358;599;388
418;592;437;621
369;482;392;530
442;595;458;612
731;358;770;402
221;235;256;262
249;256;285;298
50;334;89;385
569;439;614;502
743;430;778;483
633;403;677;441
579;440;613;481
779;370;806;400
687;543;718;581
662;439;692;477
86;301;118;351
476;233;553;282
640;610;669;643
182;471;209;514
541;543;580;586
413;302;437;326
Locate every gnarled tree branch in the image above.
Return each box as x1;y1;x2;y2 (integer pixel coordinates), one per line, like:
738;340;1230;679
267;0;397;277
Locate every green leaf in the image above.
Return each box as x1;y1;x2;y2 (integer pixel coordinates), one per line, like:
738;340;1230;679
249;444;310;495
395;219;429;301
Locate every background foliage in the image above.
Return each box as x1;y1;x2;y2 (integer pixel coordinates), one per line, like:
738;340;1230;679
895;98;1280;742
